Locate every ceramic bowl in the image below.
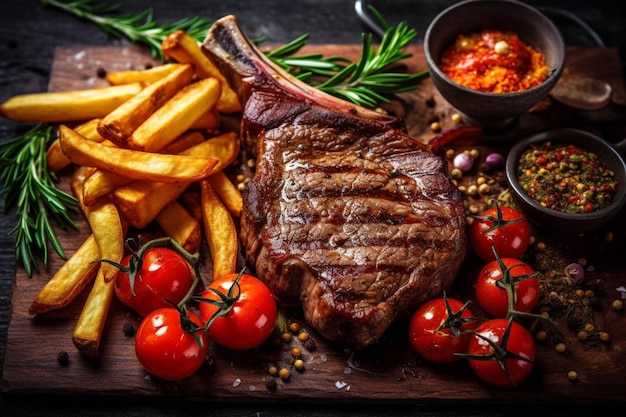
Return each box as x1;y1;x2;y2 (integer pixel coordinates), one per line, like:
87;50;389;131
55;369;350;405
424;0;565;130
505;128;626;235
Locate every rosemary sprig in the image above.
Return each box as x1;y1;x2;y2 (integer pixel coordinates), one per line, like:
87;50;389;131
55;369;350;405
41;0;214;60
313;10;428;108
0;124;79;277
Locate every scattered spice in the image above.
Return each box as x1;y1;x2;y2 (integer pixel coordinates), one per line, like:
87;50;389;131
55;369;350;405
439;29;548;93
57;351;70;366
123;322;136;337
264;376;277;390
516;141;618;214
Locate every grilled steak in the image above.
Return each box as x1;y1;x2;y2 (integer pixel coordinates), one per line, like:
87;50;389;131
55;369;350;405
202;16;467;349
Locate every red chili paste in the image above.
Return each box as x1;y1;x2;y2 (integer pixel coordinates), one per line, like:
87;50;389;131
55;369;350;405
439;29;549;94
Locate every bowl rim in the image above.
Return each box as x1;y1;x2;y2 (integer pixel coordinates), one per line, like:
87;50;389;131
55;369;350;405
505;128;626;223
423;0;566;98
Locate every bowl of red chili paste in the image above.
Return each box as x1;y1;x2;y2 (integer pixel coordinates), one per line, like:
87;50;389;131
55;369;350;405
424;0;565;130
506;128;626;235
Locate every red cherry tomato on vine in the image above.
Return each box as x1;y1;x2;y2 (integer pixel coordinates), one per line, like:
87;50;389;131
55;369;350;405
409;295;477;364
135;307;208;381
115;247;195;317
198;272;277;350
469;205;530;262
464;318;536;387
475;257;540;318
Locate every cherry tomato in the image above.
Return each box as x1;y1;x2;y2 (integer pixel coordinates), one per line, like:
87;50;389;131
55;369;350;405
475;257;540;318
409;294;477;364
469;205;530;262
115;247;195;317
464;318;535;387
135;307;208;381
198;272;277;350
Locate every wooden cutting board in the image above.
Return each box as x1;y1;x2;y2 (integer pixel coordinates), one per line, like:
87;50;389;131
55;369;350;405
2;44;626;404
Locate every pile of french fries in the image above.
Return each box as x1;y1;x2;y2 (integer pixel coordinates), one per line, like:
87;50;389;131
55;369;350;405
0;30;245;358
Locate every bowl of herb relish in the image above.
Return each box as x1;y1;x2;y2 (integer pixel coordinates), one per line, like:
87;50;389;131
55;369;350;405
505;128;626;235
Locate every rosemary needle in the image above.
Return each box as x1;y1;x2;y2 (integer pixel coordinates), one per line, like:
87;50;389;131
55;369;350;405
0;124;79;277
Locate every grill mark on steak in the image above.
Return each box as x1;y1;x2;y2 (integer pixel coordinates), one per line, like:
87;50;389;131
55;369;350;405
202;16;468;349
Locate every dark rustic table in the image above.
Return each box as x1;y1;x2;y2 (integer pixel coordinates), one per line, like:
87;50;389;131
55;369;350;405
1;1;625;416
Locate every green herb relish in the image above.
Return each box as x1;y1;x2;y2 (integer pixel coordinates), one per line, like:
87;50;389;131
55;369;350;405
516;141;618;214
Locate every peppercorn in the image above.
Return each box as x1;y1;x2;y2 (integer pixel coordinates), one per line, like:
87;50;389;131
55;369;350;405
294;359;305;371
57;351;70;366
303;337;317;351
264;376;277;390
123;322;136;337
278;368;290;380
291;347;302;359
535;330;548;342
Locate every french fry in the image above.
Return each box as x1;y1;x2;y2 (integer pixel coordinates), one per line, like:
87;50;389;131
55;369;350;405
125;77;221;152
0;82;143;123
47;118;106;172
208;170;243;217
188;108;221;131
28;234;100;315
200;179;238;279
158;130;207;155
162;30;242;114
98;63;195;146
156;200;202;254
72;268;116;358
59;125;218;183
114;181;190;229
105;63;185;85
112;132;240;229
71;167;127;283
81;131;207;206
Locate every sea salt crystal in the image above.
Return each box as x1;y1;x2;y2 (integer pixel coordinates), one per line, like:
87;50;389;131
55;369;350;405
335;381;348;390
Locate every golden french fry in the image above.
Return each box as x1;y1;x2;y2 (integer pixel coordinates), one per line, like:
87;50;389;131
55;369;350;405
208;171;243;217
71;168;126;283
200;179;238;279
28;234;100;315
81;131;207;206
114;181;190;229
72;268;116;358
156;201;202;254
126;77;221;152
162;30;241;114
112;132;240;229
188;108;221;131
0;83;144;123
47;118;106;173
98;63;195;146
105;63;185;85
59;125;218;183
158;130;207;155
